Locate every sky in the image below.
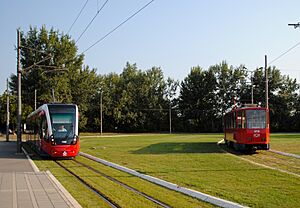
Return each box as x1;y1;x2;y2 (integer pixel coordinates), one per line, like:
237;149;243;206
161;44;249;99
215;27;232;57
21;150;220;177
1;0;300;94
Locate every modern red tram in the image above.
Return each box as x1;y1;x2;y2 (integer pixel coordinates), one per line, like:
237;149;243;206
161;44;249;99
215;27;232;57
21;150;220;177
223;105;270;151
26;103;80;158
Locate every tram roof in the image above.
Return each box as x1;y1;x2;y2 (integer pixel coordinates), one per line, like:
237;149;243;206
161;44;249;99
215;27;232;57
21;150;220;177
226;106;268;114
26;103;77;119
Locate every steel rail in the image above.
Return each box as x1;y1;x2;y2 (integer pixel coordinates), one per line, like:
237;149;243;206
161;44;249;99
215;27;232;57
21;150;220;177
55;161;120;208
73;159;171;208
217;141;300;178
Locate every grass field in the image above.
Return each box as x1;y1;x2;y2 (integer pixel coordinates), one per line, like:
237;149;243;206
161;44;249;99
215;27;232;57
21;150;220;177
79;133;300;207
24;141;212;207
269;133;300;155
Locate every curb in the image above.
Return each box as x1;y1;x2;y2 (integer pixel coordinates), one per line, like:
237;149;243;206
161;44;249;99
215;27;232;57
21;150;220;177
22;147;40;173
46;171;82;208
80;151;246;208
22;146;82;208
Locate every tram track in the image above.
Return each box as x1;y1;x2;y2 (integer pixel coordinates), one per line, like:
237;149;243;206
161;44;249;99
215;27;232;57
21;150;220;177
269;149;300;159
55;159;171;208
23;142;172;208
217;142;300;178
55;160;120;208
72;159;171;208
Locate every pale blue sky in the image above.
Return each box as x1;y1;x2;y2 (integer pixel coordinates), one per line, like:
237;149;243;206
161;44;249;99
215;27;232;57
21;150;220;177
1;0;300;94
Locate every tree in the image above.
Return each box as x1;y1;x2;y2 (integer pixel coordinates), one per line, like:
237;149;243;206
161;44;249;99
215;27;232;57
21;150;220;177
69;66;100;130
293;94;300;131
107;63;170;132
209;61;247;116
11;26;83;104
241;66;299;131
8;26;100;130
178;66;217;132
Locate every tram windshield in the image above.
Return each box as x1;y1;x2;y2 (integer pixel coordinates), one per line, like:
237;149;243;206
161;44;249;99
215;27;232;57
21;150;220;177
48;105;76;141
246;110;266;129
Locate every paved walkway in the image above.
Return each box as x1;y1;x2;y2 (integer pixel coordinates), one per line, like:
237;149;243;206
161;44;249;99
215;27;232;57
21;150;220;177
0;139;82;208
0;141;33;172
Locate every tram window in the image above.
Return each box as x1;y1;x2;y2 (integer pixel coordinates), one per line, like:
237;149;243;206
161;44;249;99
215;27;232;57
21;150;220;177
40;115;48;140
241;111;246;128
227;114;231;129
237;111;242;128
226;116;229;129
246;110;266;129
232;112;236;128
51;113;75;138
225;115;230;129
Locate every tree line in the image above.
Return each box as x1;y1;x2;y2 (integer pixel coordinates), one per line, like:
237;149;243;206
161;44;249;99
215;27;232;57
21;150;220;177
0;27;299;133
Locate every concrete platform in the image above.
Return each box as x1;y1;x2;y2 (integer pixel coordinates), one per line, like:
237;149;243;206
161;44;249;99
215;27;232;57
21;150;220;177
0;139;82;208
0;141;33;172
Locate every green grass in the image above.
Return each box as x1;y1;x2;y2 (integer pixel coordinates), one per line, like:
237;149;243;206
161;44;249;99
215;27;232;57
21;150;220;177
270;134;300;155
80;134;300;208
22;143;111;208
75;156;212;208
58;160;159;208
23;142;212;207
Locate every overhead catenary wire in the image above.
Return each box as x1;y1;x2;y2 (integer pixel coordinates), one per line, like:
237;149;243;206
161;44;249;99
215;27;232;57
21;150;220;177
269;40;300;65
75;0;109;43
81;0;155;54
19;0;155;71
67;0;90;34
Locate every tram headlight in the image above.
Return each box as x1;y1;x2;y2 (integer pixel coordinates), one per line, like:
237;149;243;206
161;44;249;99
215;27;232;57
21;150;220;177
50;135;56;146
72;135;78;145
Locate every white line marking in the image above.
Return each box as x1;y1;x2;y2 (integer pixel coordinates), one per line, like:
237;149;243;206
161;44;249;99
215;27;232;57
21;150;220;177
269;149;300;159
25;173;39;208
12;173;17;208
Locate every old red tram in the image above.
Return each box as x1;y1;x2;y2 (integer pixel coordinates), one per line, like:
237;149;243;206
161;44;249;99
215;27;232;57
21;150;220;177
223;105;270;151
26;103;80;158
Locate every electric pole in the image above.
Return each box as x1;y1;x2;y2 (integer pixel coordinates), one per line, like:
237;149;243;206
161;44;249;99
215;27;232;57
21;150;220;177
265;55;268;109
17;29;22;153
100;91;103;135
169;103;172;134
34;89;37;110
6;78;10;142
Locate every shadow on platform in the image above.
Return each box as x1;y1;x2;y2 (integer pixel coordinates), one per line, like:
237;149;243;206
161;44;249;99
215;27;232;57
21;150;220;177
0;141;34;172
0;141;25;158
132;142;224;154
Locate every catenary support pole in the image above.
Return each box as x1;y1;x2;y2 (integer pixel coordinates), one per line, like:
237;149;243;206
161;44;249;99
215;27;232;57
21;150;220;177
265;55;268;109
34;89;37;110
251;72;254;104
17;29;22;152
169;103;172;134
100;91;103;135
6;78;10;142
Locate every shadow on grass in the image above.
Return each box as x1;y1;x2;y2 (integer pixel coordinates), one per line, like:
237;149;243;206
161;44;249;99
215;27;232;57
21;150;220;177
132;142;224;154
218;143;258;155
